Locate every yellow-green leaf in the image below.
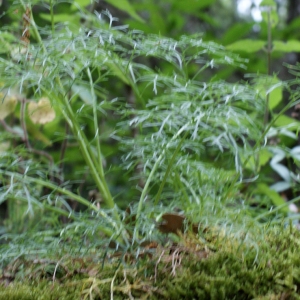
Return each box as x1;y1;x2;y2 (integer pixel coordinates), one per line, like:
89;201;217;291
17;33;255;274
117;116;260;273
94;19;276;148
28;98;56;125
260;0;278;28
226;40;265;53
254;75;282;110
273;115;300;130
26;122;52;146
273;40;300;53
0;142;10;154
0;93;17;120
74;0;91;7
256;183;289;213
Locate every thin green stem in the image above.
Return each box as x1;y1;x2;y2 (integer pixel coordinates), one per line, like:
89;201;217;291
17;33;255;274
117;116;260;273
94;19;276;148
154;130;189;205
264;8;272;126
11;196;115;237
225;97;300;200
86;67;105;179
53;80;116;211
255;195;300;221
19;0;117;215
135;123;190;224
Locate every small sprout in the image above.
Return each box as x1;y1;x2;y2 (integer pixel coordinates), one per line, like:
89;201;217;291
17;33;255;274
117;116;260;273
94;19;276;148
28;97;56;124
0;93;17;120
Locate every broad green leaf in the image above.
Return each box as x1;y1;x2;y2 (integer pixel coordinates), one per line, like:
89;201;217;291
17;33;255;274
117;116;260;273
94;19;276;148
226;40;265;53
256;183;289;213
74;0;91;6
273;40;300;53
222;23;253;45
104;0;144;23
260;0;278;28
259;148;273;166
254;76;283;110
243;148;272;170
0;93;17;120
260;0;276;5
28;98;56;125
274;115;300;130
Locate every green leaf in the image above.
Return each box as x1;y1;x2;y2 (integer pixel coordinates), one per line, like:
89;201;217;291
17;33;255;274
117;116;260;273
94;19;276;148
260;0;276;7
259;148;273;167
254;76;283;110
256;183;289;213
226;40;265;53
74;0;91;7
243;148;272;170
273;40;300;53
260;0;278;28
104;0;144;23
222;23;253;45
26;123;52;146
274;115;300;130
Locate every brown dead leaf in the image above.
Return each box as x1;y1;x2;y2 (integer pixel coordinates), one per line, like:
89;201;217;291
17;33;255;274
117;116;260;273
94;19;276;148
158;213;199;235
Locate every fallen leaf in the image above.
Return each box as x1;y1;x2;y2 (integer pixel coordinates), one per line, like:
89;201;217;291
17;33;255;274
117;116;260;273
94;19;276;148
158;213;199;235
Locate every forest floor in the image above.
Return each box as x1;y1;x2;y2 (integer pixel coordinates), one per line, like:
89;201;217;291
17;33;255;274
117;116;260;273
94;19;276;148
1;223;300;300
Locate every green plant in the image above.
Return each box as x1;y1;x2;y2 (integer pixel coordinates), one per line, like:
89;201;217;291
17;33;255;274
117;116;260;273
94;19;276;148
0;0;299;279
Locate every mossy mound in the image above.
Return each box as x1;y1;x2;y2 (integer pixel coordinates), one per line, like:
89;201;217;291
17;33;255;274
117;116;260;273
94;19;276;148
1;225;300;299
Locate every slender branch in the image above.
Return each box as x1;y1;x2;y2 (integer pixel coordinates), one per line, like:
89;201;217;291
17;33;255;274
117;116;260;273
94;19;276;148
0;120;22;137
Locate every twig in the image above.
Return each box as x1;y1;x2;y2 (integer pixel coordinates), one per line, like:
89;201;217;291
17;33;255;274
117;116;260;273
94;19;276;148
0;120;23;137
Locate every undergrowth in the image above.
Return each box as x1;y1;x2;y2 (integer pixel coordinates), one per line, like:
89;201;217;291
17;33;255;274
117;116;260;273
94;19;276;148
0;0;300;299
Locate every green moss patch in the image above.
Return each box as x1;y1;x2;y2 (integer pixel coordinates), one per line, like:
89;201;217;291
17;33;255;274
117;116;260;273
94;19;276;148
1;225;300;299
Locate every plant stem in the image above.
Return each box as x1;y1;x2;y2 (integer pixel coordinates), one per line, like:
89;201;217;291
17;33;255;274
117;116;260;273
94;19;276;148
135;123;190;225
264;8;272;126
154;130;189;205
17;4;124;231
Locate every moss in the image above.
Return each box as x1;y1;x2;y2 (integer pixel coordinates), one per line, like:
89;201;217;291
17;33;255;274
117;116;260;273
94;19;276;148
0;281;82;300
2;226;300;299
